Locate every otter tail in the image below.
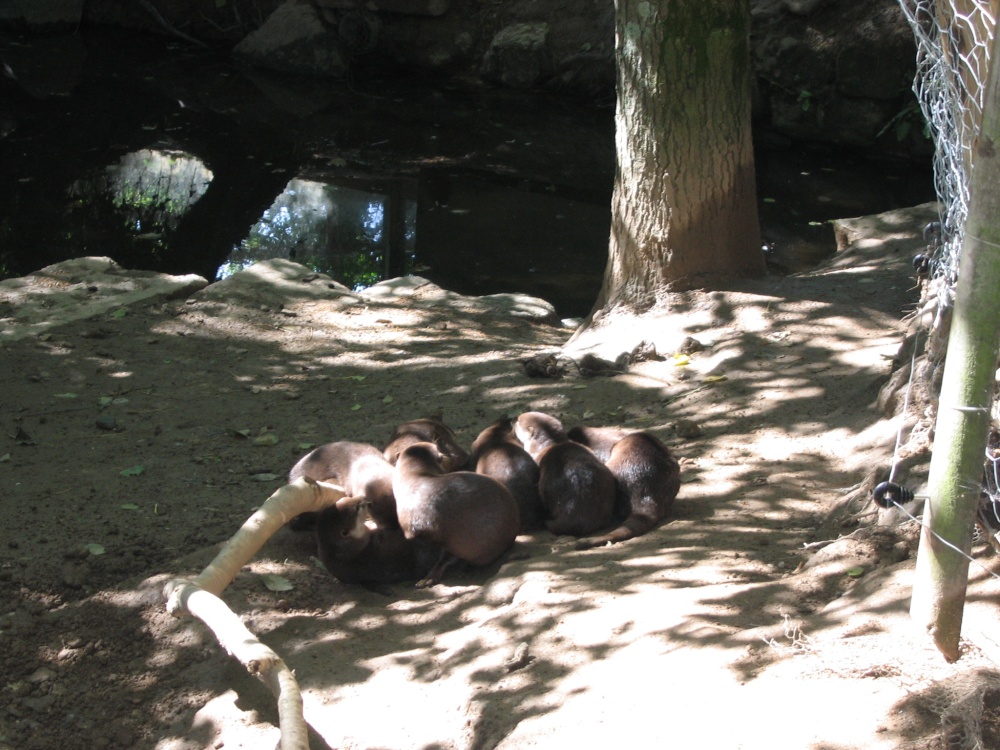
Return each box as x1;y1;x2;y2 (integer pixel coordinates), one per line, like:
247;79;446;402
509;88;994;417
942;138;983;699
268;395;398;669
573;513;658;550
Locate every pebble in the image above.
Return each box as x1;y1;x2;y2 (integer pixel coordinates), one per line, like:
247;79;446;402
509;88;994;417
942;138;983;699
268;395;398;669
26;667;55;684
95;415;117;431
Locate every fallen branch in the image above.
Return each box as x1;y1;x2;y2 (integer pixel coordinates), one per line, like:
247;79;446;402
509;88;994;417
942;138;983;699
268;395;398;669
164;477;346;749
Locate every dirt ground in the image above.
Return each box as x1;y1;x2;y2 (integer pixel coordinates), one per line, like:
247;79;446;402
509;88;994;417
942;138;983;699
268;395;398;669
2;202;999;750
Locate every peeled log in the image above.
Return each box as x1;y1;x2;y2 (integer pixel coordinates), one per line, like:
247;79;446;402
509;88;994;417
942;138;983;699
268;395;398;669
164;477;346;750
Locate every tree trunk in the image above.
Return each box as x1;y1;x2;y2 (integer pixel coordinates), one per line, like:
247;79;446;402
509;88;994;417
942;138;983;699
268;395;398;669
910;18;1000;662
591;0;763;317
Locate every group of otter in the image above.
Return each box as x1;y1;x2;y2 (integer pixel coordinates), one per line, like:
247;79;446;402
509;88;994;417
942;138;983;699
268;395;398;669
287;412;681;588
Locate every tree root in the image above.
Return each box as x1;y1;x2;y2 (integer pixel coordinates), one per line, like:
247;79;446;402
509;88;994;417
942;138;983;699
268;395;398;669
164;477;346;750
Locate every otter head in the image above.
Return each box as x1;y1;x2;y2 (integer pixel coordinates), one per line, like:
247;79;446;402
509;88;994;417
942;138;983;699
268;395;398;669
397;441;447;477
315;497;371;561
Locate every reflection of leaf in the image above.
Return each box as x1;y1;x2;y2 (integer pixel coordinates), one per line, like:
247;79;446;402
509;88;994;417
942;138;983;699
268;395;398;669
85;543;106;556
261;574;294;592
120;465;145;477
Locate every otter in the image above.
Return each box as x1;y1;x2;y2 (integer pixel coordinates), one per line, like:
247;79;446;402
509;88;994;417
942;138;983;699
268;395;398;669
568;425;681;548
383;417;471;471
314;496;441;585
287;441;397;530
514;411;616;537
392;441;520;586
470;417;544;532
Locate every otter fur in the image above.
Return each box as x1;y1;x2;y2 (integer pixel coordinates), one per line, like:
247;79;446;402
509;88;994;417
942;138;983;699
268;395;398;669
514;411;616;537
383;417;471;471
568;425;681;548
314;496;440;585
470;417;543;532
288;440;398;529
392;441;519;585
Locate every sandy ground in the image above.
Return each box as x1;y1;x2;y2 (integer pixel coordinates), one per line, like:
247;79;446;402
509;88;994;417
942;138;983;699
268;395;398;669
1;202;999;750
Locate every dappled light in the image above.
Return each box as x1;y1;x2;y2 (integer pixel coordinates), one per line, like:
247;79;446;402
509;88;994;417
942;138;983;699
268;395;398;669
2;203;997;749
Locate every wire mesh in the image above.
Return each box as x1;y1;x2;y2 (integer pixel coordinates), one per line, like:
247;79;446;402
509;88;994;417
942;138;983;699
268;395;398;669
898;0;996;287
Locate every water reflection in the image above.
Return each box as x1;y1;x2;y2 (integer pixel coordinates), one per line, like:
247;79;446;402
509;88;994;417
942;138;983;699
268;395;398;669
219;177;417;291
71;148;212;236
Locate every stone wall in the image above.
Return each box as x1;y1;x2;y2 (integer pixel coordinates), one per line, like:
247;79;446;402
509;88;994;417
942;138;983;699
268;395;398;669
1;0;927;157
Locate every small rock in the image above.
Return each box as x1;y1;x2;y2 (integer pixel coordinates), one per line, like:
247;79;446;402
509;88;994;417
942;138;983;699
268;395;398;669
61;561;90;589
95;415;117;431
504;642;533;672
27;667;56;684
672;419;703;439
678;336;705;355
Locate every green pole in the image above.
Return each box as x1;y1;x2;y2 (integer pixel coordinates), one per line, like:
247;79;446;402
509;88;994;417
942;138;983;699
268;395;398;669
909;24;1000;662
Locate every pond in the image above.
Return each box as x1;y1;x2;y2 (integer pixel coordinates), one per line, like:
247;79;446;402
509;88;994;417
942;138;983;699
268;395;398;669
0;28;936;319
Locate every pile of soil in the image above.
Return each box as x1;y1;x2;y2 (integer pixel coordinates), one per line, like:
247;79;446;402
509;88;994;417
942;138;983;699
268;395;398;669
1;203;998;750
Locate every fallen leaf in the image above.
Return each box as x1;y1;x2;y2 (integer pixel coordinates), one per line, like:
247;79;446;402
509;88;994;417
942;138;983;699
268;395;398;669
233;428;252;438
85;543;106;556
120;465;145;477
252;473;281;482
261;574;294;592
703;375;728;383
846;566;865;578
110;308;127;319
253;431;279;446
351;404;362;411
120;503;140;510
53;392;78;399
382;395;394;404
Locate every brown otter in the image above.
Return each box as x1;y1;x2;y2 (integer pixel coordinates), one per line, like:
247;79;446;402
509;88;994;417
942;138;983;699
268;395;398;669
392;441;519;586
383;417;471;471
568;425;681;548
470;417;544;532
514;411;616;537
288;441;397;530
314;496;441;585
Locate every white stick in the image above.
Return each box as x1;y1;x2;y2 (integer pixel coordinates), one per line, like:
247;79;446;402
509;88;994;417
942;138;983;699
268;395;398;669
163;477;346;749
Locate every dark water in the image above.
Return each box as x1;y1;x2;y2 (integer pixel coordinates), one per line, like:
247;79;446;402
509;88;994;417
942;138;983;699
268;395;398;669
0;29;935;319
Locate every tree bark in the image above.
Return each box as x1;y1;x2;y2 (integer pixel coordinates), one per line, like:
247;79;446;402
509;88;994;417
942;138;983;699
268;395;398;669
910;18;1000;662
592;0;763;317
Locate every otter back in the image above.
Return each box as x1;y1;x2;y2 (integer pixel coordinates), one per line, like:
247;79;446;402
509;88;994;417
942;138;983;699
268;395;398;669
471;418;543;532
393;442;519;573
